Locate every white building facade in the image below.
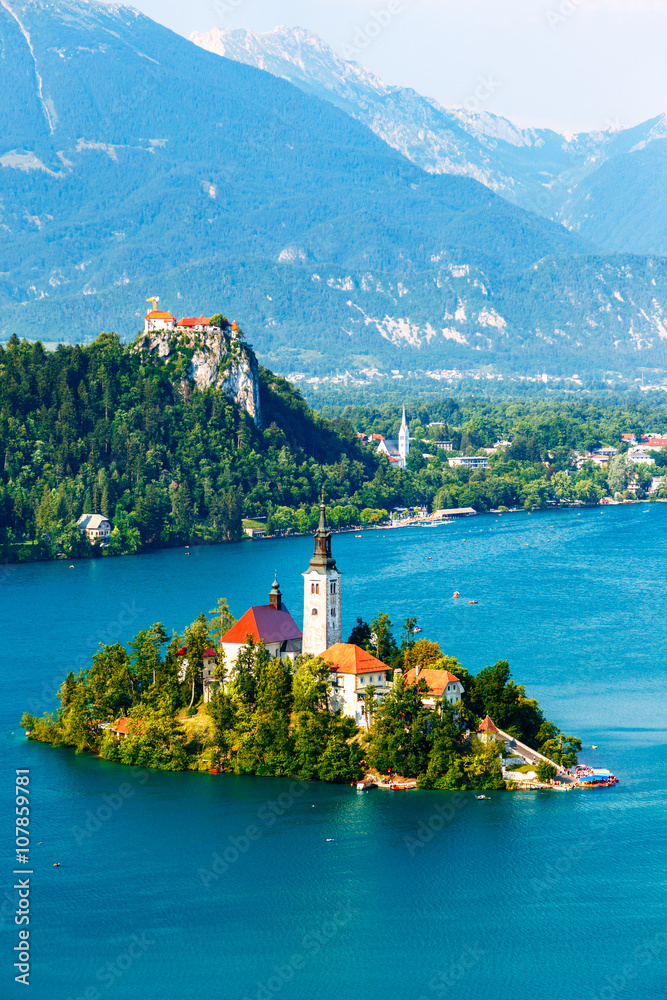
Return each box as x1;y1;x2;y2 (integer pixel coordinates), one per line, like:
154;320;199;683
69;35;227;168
321;643;392;727
302;499;342;656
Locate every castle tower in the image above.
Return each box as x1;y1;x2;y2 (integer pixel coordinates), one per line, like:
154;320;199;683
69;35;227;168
302;496;342;656
398;405;410;468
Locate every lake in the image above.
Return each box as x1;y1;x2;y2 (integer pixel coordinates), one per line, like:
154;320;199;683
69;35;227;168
1;504;666;1000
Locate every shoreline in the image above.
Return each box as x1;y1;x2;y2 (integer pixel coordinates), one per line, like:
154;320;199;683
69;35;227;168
2;497;662;568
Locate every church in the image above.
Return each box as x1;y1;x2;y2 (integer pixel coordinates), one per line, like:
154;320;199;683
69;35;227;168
376;406;410;469
196;492;463;725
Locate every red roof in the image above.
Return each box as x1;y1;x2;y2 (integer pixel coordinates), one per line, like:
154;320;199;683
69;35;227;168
320;643;389;675
203;648;217;658
478;715;499;733
221;605;302;645
177;315;211;328
145;310;176;321
177;646;187;656
405;668;461;696
110;716;142;736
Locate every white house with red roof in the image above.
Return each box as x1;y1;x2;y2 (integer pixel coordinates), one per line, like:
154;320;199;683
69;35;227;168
320;643;392;726
176;315;214;332
144;296;176;334
219;576;302;674
404;666;464;708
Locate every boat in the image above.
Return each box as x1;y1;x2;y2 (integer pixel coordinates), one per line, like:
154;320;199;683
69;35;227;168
475;795;489;800
453;591;460;599
592;745;598;750
356;779;376;791
575;766;618;788
413;626;423;633
469;600;478;605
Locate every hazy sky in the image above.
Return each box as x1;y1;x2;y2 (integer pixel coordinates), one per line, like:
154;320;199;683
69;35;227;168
115;0;667;132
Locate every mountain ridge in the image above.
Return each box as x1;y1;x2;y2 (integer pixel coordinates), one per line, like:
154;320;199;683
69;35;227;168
191;24;667;257
1;0;667;375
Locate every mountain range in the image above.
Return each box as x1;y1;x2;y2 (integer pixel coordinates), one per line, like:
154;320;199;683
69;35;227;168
192;25;667;259
1;0;666;377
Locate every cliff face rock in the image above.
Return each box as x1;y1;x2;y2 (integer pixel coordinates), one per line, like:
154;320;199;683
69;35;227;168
135;327;262;426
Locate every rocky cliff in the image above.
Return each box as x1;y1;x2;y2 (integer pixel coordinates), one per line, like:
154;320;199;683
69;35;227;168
134;325;262;426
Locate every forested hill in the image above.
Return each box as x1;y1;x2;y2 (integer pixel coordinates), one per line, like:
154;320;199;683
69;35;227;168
0;332;372;560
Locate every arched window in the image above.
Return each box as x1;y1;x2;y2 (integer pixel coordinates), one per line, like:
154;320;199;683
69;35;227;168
311;608;318;616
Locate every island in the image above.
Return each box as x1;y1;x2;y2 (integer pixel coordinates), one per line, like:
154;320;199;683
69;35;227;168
22;502;583;793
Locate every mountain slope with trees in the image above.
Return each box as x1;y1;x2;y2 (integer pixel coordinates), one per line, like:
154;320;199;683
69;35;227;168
2;1;667;374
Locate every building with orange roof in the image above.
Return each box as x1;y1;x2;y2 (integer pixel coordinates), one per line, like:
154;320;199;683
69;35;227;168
477;715;500;742
320;642;392;726
144;308;176;334
219;576;302;676
404;667;464;708
176;315;213;331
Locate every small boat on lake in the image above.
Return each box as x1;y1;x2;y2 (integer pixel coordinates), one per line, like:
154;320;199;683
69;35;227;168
357;779;376;791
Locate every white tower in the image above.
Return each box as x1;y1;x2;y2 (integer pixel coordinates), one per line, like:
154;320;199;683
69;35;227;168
302;496;342;656
398;406;410;468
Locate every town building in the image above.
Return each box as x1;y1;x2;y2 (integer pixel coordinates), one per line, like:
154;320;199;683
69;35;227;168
627;447;656;466
176;646;220;702
404;667;464;708
144;297;176;333
77;513;112;545
448;456;488;469
477;715;500;743
302;498;342;655
639;437;667;451
176;315;213;331
321;643;392;726
433;441;453;451
431;507;477;520
377;407;410;469
219;576;302;672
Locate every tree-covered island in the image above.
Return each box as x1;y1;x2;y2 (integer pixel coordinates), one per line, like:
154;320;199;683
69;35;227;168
21;605;581;792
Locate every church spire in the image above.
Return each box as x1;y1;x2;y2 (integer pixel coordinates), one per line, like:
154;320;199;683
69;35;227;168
269;572;282;611
309;491;337;572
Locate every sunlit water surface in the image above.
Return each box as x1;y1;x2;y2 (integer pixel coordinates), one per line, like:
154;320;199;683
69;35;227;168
1;505;665;999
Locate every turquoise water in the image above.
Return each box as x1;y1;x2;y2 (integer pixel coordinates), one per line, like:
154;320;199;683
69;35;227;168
2;505;666;999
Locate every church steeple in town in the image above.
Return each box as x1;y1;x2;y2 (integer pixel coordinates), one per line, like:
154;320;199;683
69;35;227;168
398;405;410;466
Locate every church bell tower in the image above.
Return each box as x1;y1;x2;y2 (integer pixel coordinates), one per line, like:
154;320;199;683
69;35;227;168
302;495;342;656
398;405;410;468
